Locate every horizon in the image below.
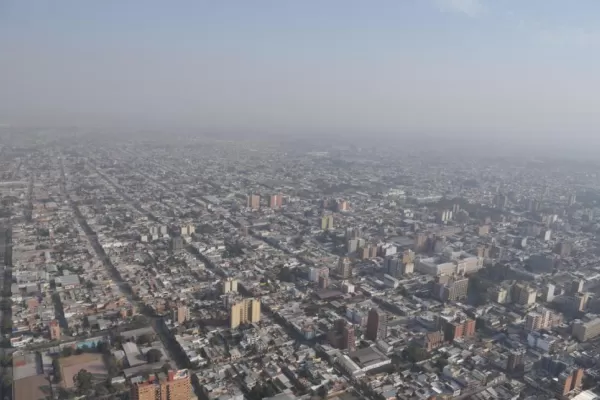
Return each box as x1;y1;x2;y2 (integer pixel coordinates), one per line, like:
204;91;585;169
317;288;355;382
1;0;600;151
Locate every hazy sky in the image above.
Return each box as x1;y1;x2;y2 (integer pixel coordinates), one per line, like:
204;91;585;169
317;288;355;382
1;0;599;143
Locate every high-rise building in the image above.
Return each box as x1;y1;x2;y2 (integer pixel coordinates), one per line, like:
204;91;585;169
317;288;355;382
131;369;192;400
337;257;352;279
365;308;387;341
554;241;573;258
507;350;524;373
543;283;555;302
49;320;61;340
568;193;577;207
308;266;329;282
222;277;238;294
439;317;476;341
247;194;260;210
268;194;283;209
230;298;261;329
433;275;469;302
572;318;600;342
321;215;334;231
414;233;428;253
337;200;349;212
174;306;190;325
170;236;184;252
0;225;12;267
494;193;508;209
318;274;329;289
513;284;537;306
327;319;356;351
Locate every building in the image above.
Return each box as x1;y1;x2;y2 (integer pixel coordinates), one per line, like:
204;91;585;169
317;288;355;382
568;193;577;207
327;319;356;351
174;306;189;325
439;317;476;342
222;277;238;294
513;284;537;306
318;275;329;289
489;287;509;304
543;283;555;302
365;308;387;341
131;369;192;400
0;225;12;266
308;266;329;282
433;275;469;302
268;194;283;209
337;257;352;279
414;233;428;253
230;298;261;329
384;252;414;278
170;236;184;252
494;193;508;209
247;194;260;210
321;215;334;231
506;350;524;373
554;241;573;257
572;318;600;342
337;200;349;212
49;320;61;340
437;210;453;224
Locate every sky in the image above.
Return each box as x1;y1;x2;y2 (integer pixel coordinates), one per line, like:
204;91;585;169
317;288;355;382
1;0;600;146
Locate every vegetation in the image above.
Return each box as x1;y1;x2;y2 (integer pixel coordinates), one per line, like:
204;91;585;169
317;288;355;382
73;369;94;394
146;349;163;363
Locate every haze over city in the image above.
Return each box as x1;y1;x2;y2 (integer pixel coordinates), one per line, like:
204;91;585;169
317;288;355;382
4;2;600;400
2;0;600;151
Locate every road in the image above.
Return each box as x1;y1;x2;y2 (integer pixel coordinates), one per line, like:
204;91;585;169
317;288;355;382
58;157;192;377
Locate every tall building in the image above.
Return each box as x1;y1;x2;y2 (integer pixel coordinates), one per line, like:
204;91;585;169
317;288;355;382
174;306;190;325
439;317;476;342
554;241;573;258
170;236;184;252
337;200;349;212
230;298;261;329
318;274;329;289
433;275;469;302
309;266;329;282
131;369;192;400
268;194;283;209
0;225;12;267
494;193;508;209
414;233;428;253
327;319;356;351
513;284;537;306
222;277;238;294
365;308;387;341
49;320;61;340
507;350;524;373
543;283;555;302
568;193;577;207
247;194;260;210
337;257;352;279
321;215;334;231
573;318;600;342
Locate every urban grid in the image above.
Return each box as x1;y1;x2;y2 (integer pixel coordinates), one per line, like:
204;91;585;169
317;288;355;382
0;130;599;400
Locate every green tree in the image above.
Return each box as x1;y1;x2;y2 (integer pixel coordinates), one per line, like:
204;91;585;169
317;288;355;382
136;334;154;346
61;346;74;357
73;369;94;394
145;349;162;363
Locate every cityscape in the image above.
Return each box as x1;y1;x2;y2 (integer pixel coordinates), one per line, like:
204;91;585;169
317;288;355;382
0;131;600;400
3;1;600;400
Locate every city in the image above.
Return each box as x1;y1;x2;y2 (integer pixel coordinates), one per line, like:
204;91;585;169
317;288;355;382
0;131;600;400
